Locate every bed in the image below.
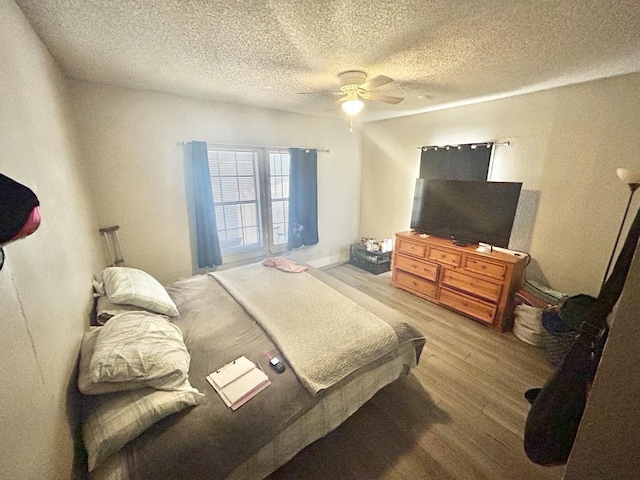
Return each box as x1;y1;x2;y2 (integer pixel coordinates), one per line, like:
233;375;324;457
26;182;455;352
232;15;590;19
81;261;426;480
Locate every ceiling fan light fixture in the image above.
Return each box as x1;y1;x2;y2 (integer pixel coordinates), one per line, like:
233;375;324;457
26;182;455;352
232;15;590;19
342;99;363;116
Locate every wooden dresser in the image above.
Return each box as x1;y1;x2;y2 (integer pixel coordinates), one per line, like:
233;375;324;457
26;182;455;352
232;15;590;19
391;231;527;332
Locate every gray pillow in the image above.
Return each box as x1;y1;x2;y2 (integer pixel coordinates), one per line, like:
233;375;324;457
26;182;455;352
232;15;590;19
83;387;203;471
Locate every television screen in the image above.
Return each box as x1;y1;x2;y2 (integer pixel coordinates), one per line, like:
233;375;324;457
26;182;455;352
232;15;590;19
410;179;522;248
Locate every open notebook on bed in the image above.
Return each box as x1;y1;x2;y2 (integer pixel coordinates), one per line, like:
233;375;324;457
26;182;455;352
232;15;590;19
206;356;271;410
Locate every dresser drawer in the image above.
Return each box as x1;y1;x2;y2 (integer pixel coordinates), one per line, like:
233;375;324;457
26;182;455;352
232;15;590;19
441;268;503;302
428;247;461;267
464;256;506;280
393;269;437;299
394;254;439;281
438;287;497;324
396;237;427;258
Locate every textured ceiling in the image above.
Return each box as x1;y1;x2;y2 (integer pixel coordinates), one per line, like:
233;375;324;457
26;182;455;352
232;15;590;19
15;0;640;122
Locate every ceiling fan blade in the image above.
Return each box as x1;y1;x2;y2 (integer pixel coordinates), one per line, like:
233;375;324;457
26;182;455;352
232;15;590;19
359;75;393;91
328;96;348;111
367;92;404;104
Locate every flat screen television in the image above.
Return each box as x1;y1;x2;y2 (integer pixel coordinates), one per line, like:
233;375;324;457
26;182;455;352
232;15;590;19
410;178;522;248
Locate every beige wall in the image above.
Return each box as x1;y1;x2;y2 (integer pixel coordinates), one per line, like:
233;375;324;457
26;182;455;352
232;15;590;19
0;1;102;478
361;73;640;296
68;80;362;284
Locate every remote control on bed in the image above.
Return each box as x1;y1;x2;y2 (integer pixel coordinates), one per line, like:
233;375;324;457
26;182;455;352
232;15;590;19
269;357;286;373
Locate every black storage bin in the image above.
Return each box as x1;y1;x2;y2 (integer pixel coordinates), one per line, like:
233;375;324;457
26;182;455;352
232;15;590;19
349;243;391;274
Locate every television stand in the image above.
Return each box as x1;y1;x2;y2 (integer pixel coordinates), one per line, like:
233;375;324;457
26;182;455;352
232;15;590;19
390;231;526;332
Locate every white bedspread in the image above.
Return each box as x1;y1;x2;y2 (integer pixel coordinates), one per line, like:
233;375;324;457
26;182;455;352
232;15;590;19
211;263;398;395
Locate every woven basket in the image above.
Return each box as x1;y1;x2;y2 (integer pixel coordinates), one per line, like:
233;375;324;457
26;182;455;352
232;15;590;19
541;328;578;366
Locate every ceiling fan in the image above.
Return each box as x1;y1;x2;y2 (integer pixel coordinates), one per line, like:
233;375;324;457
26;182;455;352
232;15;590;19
303;71;404;115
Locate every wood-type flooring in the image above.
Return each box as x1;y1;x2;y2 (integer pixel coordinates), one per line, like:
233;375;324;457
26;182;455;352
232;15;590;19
267;263;566;480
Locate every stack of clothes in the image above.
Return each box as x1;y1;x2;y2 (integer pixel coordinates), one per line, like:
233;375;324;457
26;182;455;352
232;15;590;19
513;280;568;347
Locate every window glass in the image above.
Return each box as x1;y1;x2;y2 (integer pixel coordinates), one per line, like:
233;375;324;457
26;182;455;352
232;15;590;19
268;150;290;246
206;146;290;255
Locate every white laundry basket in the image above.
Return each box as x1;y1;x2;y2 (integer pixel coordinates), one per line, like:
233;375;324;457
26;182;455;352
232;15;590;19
513;304;544;347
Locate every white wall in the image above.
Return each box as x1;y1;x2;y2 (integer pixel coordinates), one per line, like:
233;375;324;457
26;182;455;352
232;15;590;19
0;1;102;478
68;80;362;284
361;73;640;296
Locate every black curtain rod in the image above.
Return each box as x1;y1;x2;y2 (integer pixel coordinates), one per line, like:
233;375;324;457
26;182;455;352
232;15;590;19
418;141;510;151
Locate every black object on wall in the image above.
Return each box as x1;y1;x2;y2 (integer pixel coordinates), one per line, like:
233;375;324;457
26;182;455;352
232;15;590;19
419;144;492;181
0;173;41;270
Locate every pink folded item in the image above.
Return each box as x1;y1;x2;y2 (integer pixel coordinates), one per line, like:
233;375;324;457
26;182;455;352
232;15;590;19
262;256;308;273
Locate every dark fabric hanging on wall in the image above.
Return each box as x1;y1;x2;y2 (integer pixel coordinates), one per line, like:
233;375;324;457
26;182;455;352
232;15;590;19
0;173;40;245
287;148;319;250
190;141;222;268
419;144;492;181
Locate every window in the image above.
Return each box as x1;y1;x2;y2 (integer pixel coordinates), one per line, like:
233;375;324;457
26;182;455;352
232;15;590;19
268;151;290;246
206;145;289;257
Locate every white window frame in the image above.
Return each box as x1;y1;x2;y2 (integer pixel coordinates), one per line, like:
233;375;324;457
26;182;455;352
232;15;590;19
206;144;289;264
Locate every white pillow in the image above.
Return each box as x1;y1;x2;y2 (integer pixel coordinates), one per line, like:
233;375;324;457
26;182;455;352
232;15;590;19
83;387;203;471
78;326;198;395
89;312;193;391
101;267;179;317
79;328;140;395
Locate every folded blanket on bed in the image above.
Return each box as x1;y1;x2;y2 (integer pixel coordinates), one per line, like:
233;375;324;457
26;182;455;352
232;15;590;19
211;263;398;395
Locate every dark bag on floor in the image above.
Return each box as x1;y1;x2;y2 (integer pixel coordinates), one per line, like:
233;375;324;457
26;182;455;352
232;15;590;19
524;203;640;465
558;294;597;331
524;336;594;464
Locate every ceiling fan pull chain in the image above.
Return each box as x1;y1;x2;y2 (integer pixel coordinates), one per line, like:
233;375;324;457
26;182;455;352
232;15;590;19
349;116;354;133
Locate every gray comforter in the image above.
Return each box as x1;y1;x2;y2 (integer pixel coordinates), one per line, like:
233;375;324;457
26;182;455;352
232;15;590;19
89;268;425;480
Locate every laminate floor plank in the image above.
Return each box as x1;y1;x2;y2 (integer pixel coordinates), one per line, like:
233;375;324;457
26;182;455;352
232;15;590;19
267;263;564;480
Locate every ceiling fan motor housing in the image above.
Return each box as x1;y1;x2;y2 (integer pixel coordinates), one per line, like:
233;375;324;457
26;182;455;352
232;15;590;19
339;70;367;89
333;70;401;108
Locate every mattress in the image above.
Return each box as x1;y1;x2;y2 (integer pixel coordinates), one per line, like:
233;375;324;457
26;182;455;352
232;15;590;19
87;266;425;480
